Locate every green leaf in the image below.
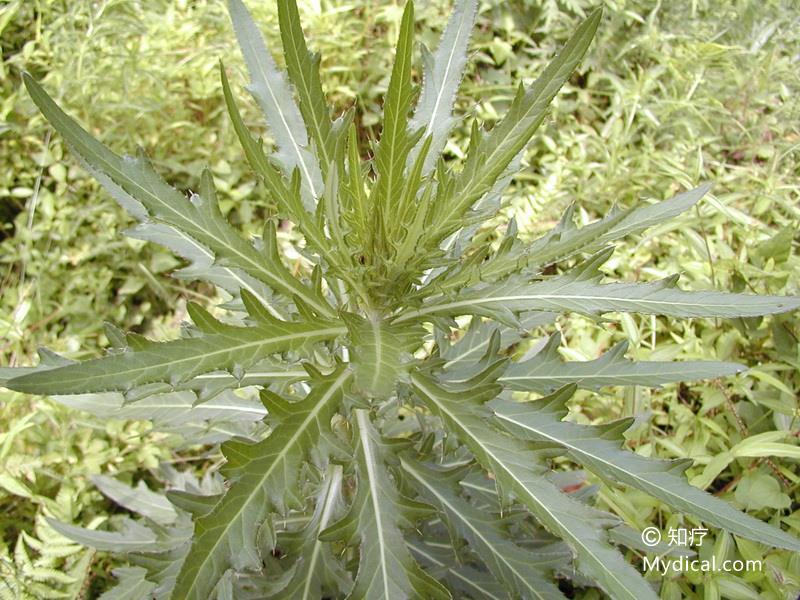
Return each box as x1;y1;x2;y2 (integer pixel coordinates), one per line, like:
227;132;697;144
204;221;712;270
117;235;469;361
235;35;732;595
7;318;345;395
407;539;510;600
475;184;712;288
410;372;658;600
172;366;352;600
92;476;178;526
228;0;323;204
278;464;353;599
401;458;568;600
431;8;602;243
496;333;745;393
407;0;477;174
491;387;800;552
399;249;800;324
277;0;334;173
345;313;423;398
23;73;332;318
371;1;417;222
321;409;451;600
98;567;158;600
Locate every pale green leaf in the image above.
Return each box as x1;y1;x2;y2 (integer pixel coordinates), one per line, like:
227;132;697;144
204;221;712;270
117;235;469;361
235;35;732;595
172;367;352;600
7;319;345;395
228;0;323;204
407;0;477;174
278;464;353;599
401;458;568;600
491;388;800;551
345;313;423;398
399;250;800;323
410;372;658;600
496;333;745;392
321;409;451;600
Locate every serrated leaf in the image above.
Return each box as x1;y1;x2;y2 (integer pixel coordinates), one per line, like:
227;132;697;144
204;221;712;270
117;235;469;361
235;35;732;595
371;1;417;221
496;333;745;393
228;0;323;205
410;372;658;600
407;0;477;174
98;567;158;600
491;388;800;552
431;9;601;243
401;458;568;600
7;319;345;395
322;409;451;600
47;518;172;554
277;0;334;172
400;250;800;323
23;74;332;317
407;539;510;600
171;367;352;600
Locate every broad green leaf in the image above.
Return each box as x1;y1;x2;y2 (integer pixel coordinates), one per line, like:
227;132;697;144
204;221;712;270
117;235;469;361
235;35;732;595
172;367;352;600
228;0;323;204
345;313;423;398
321;409;451;600
407;0;477;174
23;74;332;318
399;250;800;324
6;318;345;395
401;458;568;600
410;372;658;600
277;0;334;172
496;333;745;393
491;388;800;552
278;464;353;599
430;8;602;243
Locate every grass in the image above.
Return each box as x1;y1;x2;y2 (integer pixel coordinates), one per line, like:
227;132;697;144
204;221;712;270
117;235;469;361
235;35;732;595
1;0;798;597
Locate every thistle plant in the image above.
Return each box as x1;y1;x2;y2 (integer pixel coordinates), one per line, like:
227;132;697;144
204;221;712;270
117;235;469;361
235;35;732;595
5;0;800;598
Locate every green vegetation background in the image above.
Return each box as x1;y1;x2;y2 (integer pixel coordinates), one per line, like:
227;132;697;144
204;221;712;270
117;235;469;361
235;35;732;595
0;0;798;597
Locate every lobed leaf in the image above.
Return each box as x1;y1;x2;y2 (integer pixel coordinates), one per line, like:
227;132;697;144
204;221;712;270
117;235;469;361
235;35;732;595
410;372;658;600
228;0;323;205
321;409;451;600
496;332;746;393
6;319;345;395
172;366;352;600
491;387;800;552
401;458;569;600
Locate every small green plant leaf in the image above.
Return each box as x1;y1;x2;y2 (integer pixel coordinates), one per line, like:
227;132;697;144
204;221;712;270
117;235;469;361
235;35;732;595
345;313;422;398
491;387;800;552
401;251;800;323
401;457;568;600
278;464;353;599
431;8;602;243
277;0;334;173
